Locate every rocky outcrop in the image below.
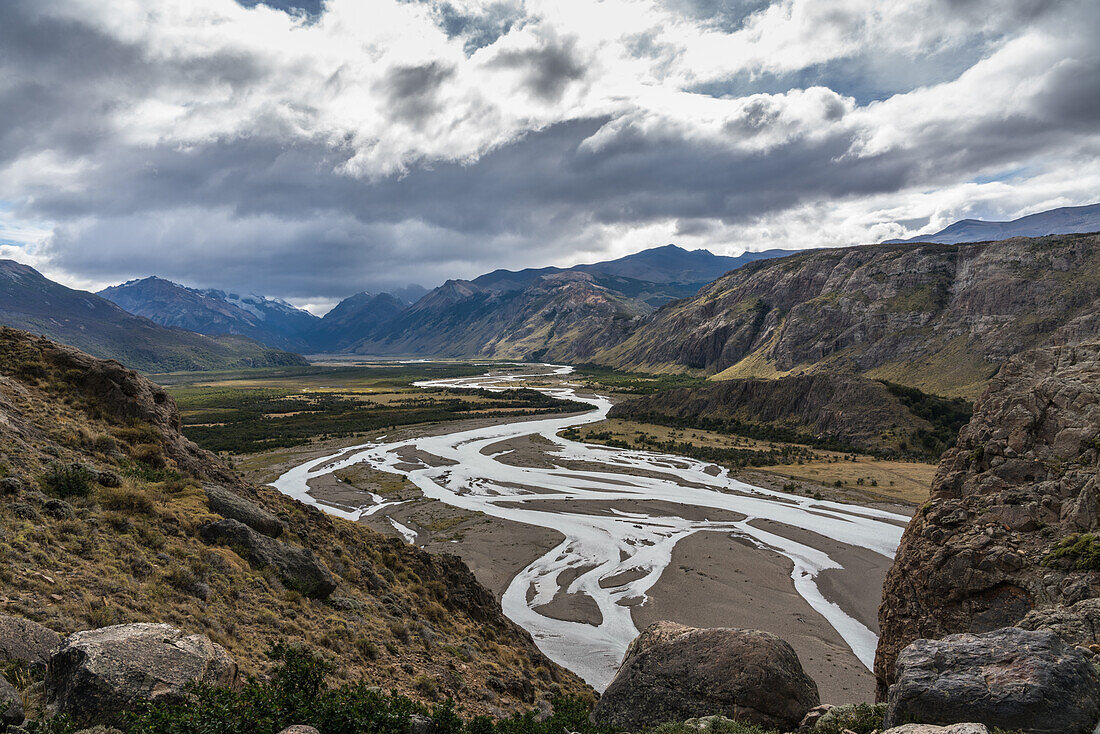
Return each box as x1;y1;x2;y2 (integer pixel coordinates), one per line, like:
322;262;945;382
875;342;1100;694
1017;597;1100;649
883;627;1100;734
599;233;1100;397
199;519;337;599
0;674;23;726
592;622;819;731
45;623;238;726
609;373;969;457
0;613;62;672
204;484;285;537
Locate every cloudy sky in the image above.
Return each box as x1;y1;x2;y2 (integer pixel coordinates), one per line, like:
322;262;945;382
1;0;1097;313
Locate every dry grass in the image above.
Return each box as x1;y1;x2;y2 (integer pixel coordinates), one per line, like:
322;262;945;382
572;419;933;505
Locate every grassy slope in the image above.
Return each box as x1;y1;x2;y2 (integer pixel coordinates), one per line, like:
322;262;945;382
0;329;588;718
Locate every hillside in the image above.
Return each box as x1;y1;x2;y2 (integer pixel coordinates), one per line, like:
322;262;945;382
608;374;971;459
596;232;1100;397
885;202;1100;244
349;272;648;359
311;291;408;352
99;277;320;352
0;326;586;715
0;261;306;372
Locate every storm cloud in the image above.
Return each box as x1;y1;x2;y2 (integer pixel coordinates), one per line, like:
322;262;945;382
0;0;1097;308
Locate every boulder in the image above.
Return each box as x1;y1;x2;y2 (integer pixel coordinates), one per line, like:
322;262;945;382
884;627;1100;734
1;673;23;726
592;622;819;732
45;623;237;726
204;484;284;538
277;727;320;734
199;519;336;599
882;726;988;734
802;702;885;733
0;613;62;671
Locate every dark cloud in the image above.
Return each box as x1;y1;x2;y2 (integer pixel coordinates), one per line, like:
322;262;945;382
489;38;586;101
382;61;456;124
1;0;1097;302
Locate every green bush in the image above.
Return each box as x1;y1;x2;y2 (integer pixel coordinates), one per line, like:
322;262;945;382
41;462;96;498
125;643;609;734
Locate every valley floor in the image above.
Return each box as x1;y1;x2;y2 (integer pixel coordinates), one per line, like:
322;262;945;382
236;367;921;703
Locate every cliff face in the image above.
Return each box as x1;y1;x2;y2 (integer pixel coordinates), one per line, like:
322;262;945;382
874;342;1100;697
598;233;1100;398
0;327;587;712
607;373;968;457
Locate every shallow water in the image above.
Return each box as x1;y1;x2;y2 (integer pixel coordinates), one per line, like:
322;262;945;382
272;364;906;690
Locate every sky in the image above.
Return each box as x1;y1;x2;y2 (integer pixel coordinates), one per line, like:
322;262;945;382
0;0;1097;314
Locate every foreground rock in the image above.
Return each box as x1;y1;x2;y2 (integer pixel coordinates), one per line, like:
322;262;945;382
593;622;819;731
204;483;285;537
46;623;238;726
1;674;23;726
0;613;62;672
199;518;337;599
884;627;1100;733
876;342;1100;694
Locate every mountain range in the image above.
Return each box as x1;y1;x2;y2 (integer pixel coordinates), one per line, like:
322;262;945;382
95;244;796;357
0;260;306;373
883;203;1100;244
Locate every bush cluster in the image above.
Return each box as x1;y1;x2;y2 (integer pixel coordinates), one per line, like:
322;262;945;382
31;644;609;734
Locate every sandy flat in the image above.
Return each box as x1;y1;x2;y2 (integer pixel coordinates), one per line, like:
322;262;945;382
634;529;879;704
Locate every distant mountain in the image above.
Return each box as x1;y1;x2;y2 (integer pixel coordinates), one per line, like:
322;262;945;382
312;291;407;352
349;271;646;360
0;261;306;372
388;284;428;305
884;203;1100;244
473;245;796;294
342;244;798;357
593;232;1100;398
99;277;319;351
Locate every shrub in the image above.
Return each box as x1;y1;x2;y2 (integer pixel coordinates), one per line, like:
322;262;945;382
41;462;96;498
130;443;165;469
813;702;886;734
98;484;155;514
126;644;608;734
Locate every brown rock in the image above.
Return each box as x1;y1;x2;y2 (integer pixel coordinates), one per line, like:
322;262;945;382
875;342;1100;697
592;622;819;732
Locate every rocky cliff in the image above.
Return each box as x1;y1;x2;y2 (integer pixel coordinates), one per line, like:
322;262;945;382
875;341;1100;696
608;373;971;458
0;327;586;714
597;232;1100;398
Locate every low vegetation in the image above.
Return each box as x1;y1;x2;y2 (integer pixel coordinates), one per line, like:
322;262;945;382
166;363;580;454
1043;533;1100;571
28;645;603;734
570;364;707;394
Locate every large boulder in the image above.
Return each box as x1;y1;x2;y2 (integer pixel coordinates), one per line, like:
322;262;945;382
592;622;819;732
199;519;337;599
204;484;285;538
1017;598;1100;649
1;673;23;726
884;627;1100;734
46;623;237;726
0;613;62;672
876;343;1100;696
